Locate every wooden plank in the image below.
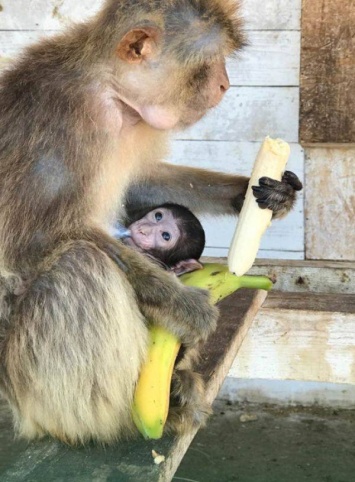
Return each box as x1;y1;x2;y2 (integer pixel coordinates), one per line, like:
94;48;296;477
170;140;304;259
300;0;355;143
227;31;300;86
305;147;355;261
201;258;355;294
242;0;301;30
0;31;300;87
220;378;355;409
0;0;100;30
263;291;355;314
204;246;304;259
170;141;304;175
0;0;301;31
175;87;299;142
229;291;355;385
0;289;267;482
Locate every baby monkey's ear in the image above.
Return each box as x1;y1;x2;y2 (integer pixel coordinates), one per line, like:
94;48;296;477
117;27;161;63
172;259;204;277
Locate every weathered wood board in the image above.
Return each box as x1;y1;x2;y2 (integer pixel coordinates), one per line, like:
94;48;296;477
229;291;355;385
300;0;355;143
242;0;301;30
0;289;267;482
305;147;355;261
227;31;300;86
0;0;301;31
176;87;299;142
219;378;355;408
202;258;355;294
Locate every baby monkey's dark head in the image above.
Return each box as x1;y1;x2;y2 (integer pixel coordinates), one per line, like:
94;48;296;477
128;203;205;269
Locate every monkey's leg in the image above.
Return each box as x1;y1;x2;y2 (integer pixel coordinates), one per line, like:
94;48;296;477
167;346;211;433
1;240;148;444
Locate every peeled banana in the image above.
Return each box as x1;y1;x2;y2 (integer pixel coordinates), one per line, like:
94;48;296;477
132;263;272;439
228;136;290;276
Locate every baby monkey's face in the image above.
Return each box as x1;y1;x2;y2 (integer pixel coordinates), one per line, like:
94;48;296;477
129;208;180;251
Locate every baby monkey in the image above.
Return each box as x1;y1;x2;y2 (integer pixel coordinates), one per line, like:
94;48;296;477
115;203;206;276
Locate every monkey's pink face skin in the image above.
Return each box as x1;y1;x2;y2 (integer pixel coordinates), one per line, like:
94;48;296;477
129;208;180;251
139;105;181;130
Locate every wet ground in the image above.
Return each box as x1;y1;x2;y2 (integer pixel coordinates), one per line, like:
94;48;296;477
175;400;355;482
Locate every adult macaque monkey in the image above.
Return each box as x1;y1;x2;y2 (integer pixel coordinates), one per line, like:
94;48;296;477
0;0;302;444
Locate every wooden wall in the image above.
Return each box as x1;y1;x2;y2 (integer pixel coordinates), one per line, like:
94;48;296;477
300;0;355;262
300;0;355;144
0;0;305;260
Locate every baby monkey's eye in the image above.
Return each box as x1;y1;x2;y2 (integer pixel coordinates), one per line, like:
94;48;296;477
162;232;171;241
155;211;163;221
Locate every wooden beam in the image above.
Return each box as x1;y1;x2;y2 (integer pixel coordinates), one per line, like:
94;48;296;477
305;147;355;261
263;291;355;314
230;291;355;386
300;0;355;143
202;258;355;294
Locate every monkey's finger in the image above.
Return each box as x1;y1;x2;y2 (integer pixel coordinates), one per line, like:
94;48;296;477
254;187;294;211
282;171;303;191
251;185;265;198
255;199;269;209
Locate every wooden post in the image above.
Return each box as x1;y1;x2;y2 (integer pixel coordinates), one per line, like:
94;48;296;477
300;0;355;144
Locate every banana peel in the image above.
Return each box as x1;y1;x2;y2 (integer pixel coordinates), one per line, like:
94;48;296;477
132;263;272;439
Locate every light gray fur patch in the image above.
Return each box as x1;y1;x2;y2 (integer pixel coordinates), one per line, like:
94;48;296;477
191;23;222;54
32;155;75;200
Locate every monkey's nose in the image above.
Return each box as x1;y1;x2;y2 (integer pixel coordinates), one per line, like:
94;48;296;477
220;79;229;93
220;67;230;93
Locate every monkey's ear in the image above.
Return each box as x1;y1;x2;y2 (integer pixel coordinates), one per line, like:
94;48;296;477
171;259;204;277
117;27;161;64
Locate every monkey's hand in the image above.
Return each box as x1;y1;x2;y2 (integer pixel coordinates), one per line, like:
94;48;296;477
172;285;219;346
251;170;303;219
136;277;218;346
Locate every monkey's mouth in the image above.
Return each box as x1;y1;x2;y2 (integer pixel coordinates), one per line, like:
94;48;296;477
176;109;206;129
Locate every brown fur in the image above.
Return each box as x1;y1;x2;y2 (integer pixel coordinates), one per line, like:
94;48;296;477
0;0;301;444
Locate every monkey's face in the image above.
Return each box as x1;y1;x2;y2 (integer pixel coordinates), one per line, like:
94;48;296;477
129;208;180;252
114;1;245;130
116;54;230;130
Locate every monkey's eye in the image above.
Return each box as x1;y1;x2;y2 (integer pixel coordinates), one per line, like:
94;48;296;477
162;232;171;241
155;211;163;221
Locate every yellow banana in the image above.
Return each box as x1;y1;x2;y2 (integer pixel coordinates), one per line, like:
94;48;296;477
132;263;272;439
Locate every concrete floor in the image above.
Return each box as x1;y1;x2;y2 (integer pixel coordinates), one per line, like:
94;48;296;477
175;400;355;482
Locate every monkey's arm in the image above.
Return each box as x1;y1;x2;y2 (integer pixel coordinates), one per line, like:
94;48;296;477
124;162;302;220
124;162;249;218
